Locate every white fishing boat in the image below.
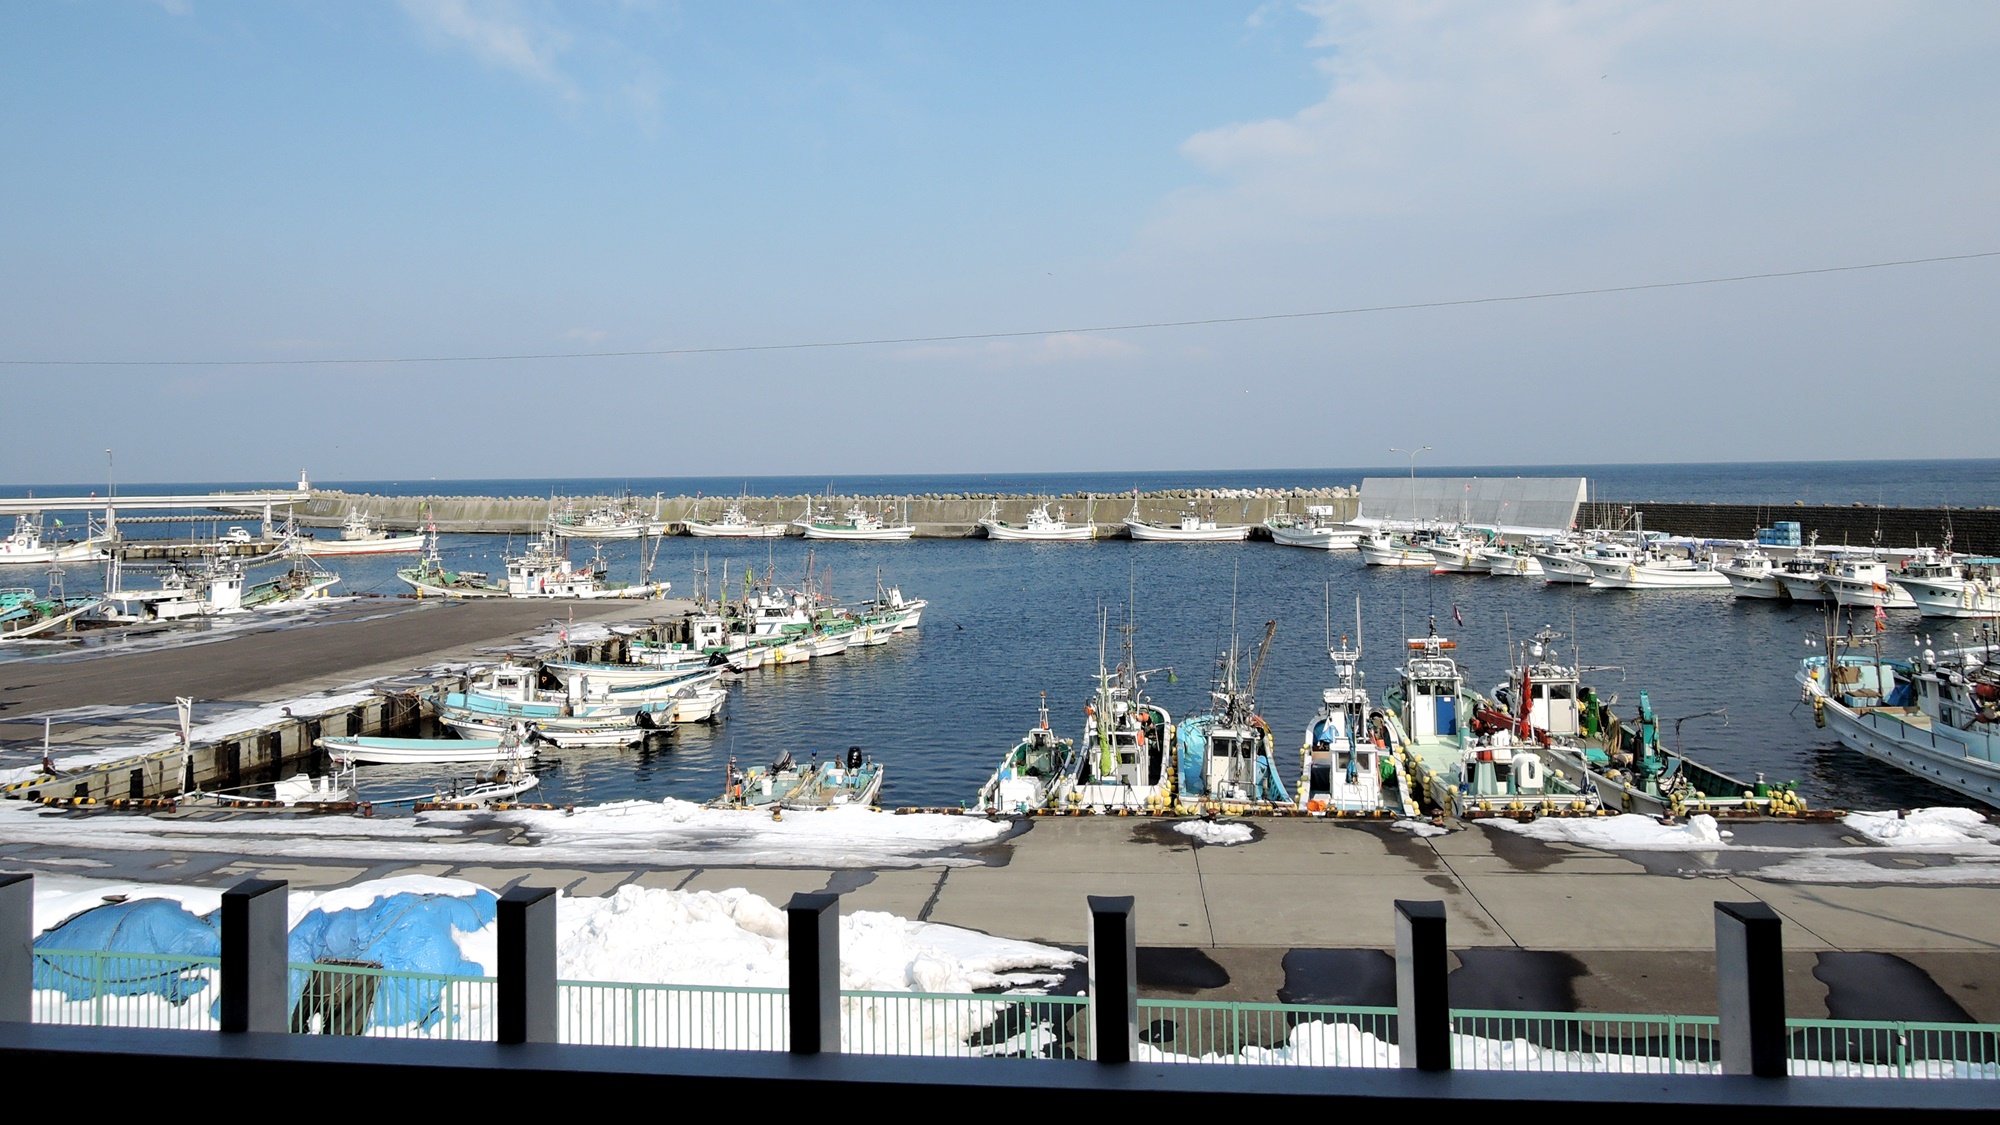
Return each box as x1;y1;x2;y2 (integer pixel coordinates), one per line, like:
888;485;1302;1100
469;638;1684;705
316;732;521;766
1799;624;2000;809
1582;543;1731;590
548;499;651;540
1476;544;1545;578
980;502;1095;541
1358;528;1438;567
1719;547;1787;599
1774;553;1838;603
1530;536;1596;584
1051;613;1175;812
1899;555;2000;619
1427;529;1492;574
0;586;103;641
403;530;666;599
0;515;107;566
1124;504;1251;542
295;511;425;557
1824;556;1917;609
1264;506;1363;550
975;695;1075;814
796;503;916;541
1297;606;1410;815
684;503;789;538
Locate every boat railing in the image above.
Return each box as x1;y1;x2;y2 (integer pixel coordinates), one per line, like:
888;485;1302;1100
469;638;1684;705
29;948;2000;1077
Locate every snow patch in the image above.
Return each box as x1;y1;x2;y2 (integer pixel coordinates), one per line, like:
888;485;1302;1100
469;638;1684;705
1843;807;2000;848
1392;819;1450;838
1173;820;1253;846
1488;813;1732;850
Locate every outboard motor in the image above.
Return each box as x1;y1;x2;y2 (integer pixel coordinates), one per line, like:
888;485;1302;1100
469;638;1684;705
846;746;864;770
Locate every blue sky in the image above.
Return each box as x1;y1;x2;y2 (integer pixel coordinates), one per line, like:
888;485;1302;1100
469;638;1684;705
2;2;1996;484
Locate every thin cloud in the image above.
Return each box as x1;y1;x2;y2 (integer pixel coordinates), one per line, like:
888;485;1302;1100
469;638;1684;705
399;0;575;95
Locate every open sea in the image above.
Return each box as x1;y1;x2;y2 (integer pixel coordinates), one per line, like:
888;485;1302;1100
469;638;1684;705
5;459;1998;814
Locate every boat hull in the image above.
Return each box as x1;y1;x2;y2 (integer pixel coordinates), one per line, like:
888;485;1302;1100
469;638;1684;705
1902;578;2000;618
1804;681;2000;809
1583;560;1731;589
1267;525;1362;550
316;735;515;765
297;534;426;557
980;519;1094;541
685;521;788;538
799;525;916;540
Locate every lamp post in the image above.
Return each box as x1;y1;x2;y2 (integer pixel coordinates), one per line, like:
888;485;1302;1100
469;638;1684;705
1390;446;1430;525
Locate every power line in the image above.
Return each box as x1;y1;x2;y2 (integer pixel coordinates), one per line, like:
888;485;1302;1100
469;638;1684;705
5;248;1994;369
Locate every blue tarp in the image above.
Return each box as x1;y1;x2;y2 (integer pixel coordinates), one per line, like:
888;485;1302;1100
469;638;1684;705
1176;716;1213;796
33;899;220;1003
288;890;498;1030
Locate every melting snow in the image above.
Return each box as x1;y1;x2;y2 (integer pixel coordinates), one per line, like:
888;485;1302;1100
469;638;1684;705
1172;820;1253;846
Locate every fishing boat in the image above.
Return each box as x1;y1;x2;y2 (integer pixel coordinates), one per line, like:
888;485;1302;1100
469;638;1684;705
715;751;812;809
316;732;521;766
974;695;1076;814
1124;503;1251;542
1718;547;1787;599
0;586;103;641
294;511;424;556
1582;542;1731;590
980;502;1095;541
795;503;916;541
1385;620;1593;819
1175;621;1290;811
0;514;107;566
1051;614;1175;812
1530;536;1597;585
1264;506;1363;550
397;531;509;598
1358;527;1440;567
435;666;675;747
1489;627;1803;816
784;746;884;808
547;498;652;540
1799;621;2000;809
1824;555;1918;609
1476;543;1545;578
1898;554;2000;618
685;503;789;538
241;556;340;608
1427;528;1492;574
1774;552;1839;603
1297;608;1410;815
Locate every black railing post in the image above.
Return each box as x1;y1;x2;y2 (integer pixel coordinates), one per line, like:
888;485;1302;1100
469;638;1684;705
1395;899;1450;1071
498;886;558;1045
220;878;288;1034
1716;901;1787;1077
1087;895;1137;1063
0;873;28;1023
786;892;841;1054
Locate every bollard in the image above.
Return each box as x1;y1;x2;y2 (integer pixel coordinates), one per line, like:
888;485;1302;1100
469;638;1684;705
220;878;289;1034
0;873;29;1023
1395;899;1450;1071
498;886;558;1045
1087;895;1137;1064
1715;901;1787;1077
786;892;841;1054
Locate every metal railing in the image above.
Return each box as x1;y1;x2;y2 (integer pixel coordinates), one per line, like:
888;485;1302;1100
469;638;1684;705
27;950;2000;1079
558;980;788;1049
1136;999;1395;1066
1450;1010;1720;1074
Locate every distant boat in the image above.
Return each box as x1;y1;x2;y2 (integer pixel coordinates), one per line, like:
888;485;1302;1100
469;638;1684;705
795;503;916;541
0;514;107;567
980;501;1095;541
1124;502;1250;542
685;503;788;539
1264;506;1363;550
294;511;424;557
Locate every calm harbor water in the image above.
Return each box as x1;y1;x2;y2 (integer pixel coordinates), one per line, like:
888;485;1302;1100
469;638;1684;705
5;458;1998;813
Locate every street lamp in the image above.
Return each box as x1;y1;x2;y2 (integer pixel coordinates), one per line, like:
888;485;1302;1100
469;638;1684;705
1390;446;1430;525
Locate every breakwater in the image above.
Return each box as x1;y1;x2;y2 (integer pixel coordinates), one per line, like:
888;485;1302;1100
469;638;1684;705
298;489;1362;538
1577;502;2000;556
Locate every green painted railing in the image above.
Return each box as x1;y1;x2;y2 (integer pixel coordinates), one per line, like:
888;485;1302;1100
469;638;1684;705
28;950;2000;1078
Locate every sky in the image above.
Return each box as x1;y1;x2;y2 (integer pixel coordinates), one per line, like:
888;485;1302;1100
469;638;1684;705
1;2;1996;484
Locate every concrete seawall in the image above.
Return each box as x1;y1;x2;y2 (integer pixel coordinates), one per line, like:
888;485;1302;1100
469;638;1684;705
298;489;1362;538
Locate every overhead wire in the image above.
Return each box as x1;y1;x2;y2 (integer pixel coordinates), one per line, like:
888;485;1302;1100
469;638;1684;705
2;248;1994;369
